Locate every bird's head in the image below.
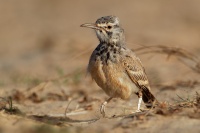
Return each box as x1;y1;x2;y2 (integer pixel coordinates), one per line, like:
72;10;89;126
81;16;125;44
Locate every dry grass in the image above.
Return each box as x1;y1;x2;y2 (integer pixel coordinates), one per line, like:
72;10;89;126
1;1;200;132
134;45;200;73
0;46;199;132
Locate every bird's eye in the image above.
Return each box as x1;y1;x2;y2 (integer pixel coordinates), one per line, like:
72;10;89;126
107;26;112;29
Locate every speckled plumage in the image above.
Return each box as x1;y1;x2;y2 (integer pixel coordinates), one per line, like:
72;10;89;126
81;15;156;117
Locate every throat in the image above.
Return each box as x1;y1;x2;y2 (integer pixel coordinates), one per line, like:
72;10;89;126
97;33;125;46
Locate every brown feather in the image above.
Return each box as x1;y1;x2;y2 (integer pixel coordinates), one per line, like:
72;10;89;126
123;51;156;108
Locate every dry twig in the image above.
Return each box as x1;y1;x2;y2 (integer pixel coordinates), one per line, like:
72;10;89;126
134;45;200;73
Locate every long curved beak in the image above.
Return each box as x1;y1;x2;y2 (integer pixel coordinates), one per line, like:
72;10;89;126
80;23;101;30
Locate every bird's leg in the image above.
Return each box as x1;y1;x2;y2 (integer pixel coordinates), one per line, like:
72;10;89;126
136;91;142;112
136;96;142;112
100;97;113;117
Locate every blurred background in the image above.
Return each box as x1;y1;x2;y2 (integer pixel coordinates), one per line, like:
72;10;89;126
0;0;200;133
0;0;200;88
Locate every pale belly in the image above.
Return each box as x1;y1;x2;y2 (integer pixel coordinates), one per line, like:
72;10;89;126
89;59;138;100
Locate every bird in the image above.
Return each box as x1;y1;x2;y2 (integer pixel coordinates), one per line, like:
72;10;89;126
81;15;156;117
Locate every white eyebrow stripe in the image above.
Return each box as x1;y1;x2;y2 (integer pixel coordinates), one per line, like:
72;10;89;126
97;23;108;27
97;23;114;27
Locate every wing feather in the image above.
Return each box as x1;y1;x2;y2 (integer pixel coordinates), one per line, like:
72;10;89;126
122;52;156;107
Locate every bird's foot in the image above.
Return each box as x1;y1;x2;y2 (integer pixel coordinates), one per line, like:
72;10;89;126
130;109;142;114
100;102;107;117
136;109;141;112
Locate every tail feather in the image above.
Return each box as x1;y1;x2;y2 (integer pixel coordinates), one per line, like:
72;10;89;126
141;86;157;108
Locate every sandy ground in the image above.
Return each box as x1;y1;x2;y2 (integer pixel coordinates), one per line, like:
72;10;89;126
0;0;200;133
